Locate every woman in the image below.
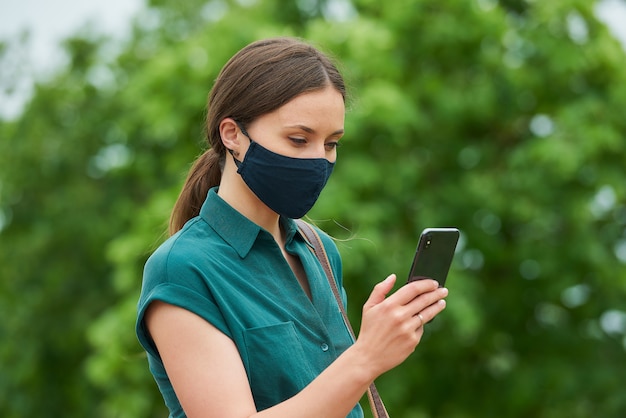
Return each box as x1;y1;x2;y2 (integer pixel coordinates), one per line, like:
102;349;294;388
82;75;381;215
136;37;448;418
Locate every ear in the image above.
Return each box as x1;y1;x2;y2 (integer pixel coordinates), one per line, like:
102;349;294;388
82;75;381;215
219;118;241;154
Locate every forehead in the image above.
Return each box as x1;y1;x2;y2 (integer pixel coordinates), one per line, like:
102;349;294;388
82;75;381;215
267;87;345;130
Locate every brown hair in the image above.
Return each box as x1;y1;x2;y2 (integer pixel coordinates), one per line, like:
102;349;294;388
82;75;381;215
168;37;346;235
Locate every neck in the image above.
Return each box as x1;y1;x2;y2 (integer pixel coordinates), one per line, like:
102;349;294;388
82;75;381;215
218;160;283;242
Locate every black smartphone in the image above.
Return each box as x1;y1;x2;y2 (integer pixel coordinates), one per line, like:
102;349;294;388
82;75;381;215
407;228;460;287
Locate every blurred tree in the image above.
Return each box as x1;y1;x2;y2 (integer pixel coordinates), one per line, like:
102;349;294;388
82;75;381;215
0;0;624;417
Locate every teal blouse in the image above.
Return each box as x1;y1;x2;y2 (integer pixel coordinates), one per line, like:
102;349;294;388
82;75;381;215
136;188;363;417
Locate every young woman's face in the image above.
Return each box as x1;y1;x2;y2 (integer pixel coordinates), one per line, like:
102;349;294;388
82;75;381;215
241;86;345;162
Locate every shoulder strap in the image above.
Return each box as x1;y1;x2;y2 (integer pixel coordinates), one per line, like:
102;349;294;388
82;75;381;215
295;219;390;418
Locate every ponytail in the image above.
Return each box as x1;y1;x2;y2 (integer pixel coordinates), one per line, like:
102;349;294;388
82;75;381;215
169;148;223;235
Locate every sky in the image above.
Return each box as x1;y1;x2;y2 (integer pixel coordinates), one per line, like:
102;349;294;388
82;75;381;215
1;0;626;120
0;0;144;70
0;0;144;119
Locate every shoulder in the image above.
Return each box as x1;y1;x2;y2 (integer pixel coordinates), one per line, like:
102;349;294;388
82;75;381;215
311;224;340;260
137;219;233;354
141;217;235;298
144;220;201;281
296;220;343;283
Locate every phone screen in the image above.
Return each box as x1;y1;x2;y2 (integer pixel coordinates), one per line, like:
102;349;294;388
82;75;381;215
407;228;460;287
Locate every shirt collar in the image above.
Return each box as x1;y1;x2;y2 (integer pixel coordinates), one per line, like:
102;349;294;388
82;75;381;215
200;187;301;258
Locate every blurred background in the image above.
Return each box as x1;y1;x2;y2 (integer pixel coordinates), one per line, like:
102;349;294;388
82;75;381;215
1;0;625;417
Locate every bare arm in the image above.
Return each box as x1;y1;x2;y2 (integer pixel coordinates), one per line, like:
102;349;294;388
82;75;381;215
145;275;447;418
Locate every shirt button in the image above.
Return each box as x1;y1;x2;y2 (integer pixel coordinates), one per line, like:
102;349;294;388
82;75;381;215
320;343;329;352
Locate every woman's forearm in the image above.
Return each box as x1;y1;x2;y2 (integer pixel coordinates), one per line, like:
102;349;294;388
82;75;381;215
254;343;375;418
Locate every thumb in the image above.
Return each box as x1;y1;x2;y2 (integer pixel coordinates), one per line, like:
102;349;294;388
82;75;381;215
363;274;396;310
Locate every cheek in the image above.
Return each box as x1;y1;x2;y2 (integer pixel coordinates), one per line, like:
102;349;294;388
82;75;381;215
326;148;338;163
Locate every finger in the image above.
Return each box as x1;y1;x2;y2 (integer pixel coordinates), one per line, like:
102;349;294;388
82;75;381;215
417;299;447;324
406;286;448;314
363;274;397;310
412;315;426;342
391;279;440;305
417;313;425;328
415;325;425;342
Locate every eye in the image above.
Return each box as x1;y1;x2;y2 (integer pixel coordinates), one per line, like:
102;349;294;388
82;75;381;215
325;141;341;151
288;137;307;145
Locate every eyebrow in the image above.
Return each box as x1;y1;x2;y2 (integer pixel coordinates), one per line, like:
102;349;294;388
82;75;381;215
287;124;344;137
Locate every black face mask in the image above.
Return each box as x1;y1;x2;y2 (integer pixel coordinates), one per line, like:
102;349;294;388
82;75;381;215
229;125;334;219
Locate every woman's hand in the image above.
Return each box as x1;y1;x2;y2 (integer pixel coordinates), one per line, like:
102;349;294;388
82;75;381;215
353;274;448;377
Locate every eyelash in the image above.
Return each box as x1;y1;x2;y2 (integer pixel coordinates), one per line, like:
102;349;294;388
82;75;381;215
288;137;307;145
288;137;342;150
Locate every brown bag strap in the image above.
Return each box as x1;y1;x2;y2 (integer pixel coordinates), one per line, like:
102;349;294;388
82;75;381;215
295;219;390;418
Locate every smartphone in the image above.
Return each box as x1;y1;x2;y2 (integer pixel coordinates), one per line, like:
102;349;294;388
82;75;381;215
407;228;460;287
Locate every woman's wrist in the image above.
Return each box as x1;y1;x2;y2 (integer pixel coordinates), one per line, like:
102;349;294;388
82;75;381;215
341;341;381;386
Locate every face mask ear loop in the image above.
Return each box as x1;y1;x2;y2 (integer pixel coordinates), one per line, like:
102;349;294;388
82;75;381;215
234;120;254;143
227;148;241;165
228;120;253;165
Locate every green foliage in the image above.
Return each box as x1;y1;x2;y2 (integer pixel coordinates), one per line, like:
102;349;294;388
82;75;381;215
1;0;625;417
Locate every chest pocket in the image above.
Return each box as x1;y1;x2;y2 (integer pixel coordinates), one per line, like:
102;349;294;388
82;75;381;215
243;322;316;411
